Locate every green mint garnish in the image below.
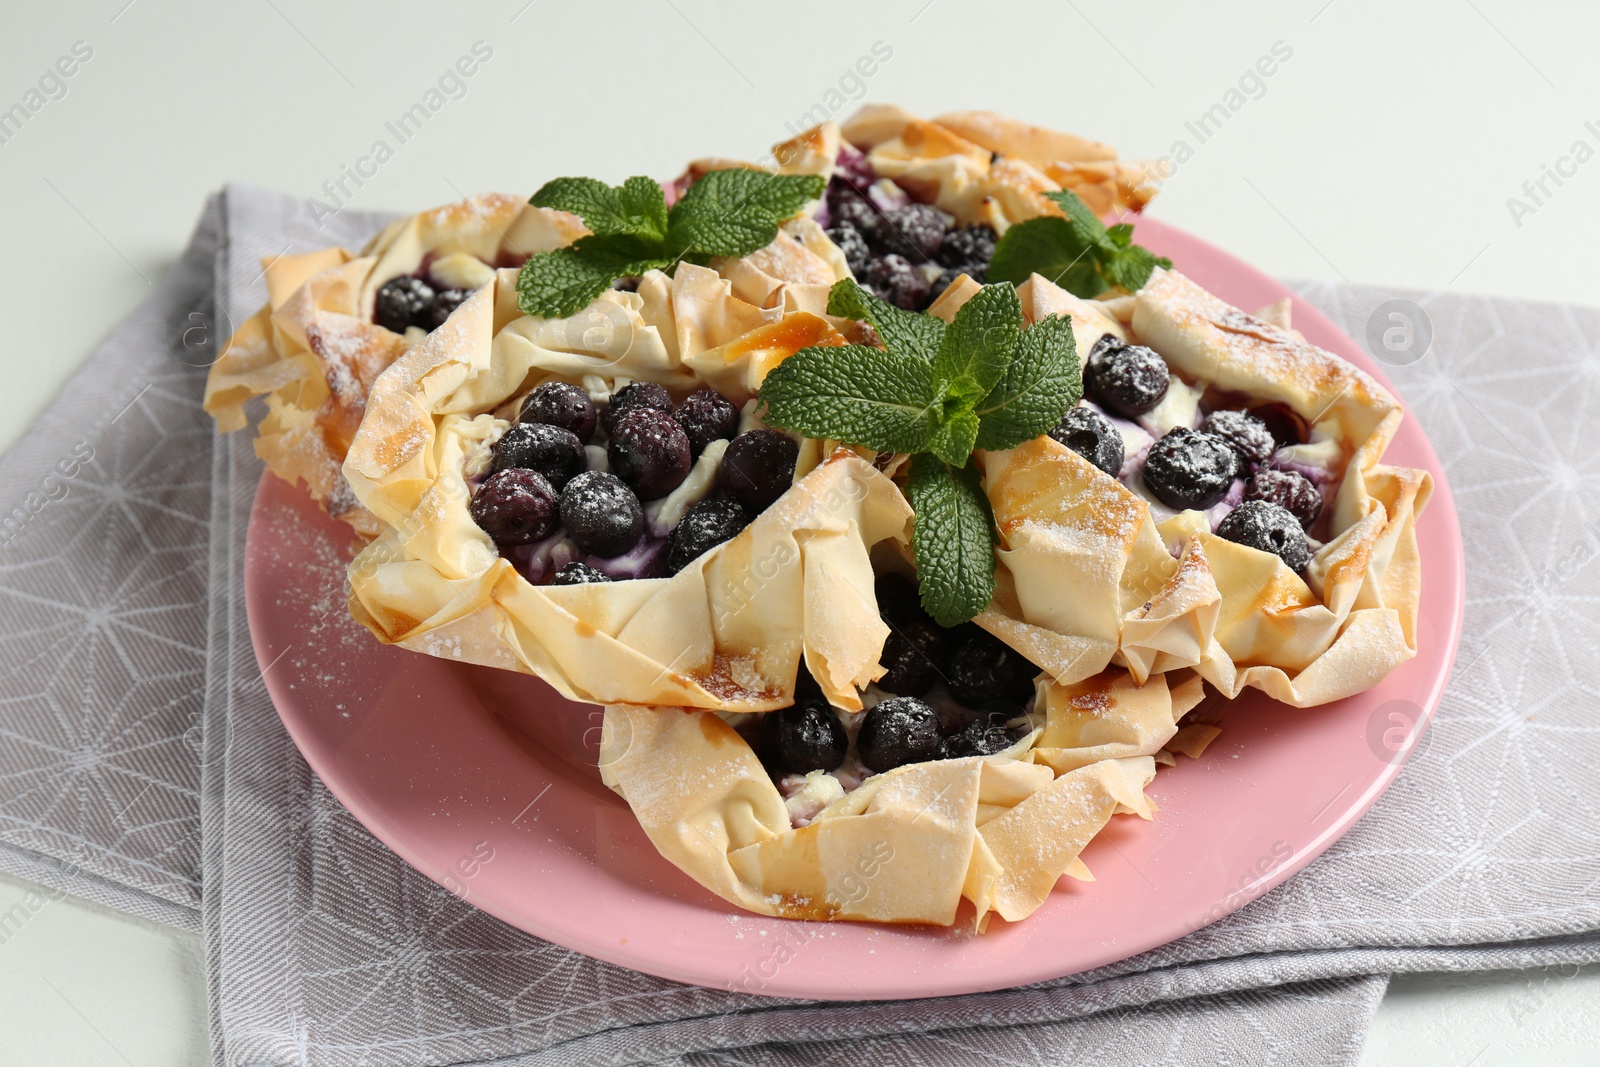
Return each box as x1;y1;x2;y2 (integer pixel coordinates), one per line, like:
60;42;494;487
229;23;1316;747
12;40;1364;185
760;277;1081;626
988;188;1171;297
516;170;827;319
905;453;998;627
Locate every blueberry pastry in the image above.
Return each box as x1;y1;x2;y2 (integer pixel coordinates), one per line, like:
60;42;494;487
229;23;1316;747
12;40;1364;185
204;193;582;535
221;104;1429;931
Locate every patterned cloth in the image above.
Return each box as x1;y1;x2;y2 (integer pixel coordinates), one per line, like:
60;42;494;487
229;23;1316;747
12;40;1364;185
1;186;1597;1065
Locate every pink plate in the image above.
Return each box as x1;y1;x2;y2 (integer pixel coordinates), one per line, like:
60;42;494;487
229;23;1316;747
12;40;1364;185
245;217;1465;1001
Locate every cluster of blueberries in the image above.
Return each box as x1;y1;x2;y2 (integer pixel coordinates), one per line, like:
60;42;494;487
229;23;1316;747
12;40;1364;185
755;575;1036;780
468;381;801;582
1048;335;1324;572
373;273;476;335
823;170;996;312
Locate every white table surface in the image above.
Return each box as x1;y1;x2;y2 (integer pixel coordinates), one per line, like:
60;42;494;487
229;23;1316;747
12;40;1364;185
3;1;1598;1063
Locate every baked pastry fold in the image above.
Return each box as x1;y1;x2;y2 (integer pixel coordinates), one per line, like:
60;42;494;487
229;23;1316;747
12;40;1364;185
931;269;1430;708
1131;269;1431;706
839;104;1166;228
599;668;1207;926
204;193;583;535
341;267;913;711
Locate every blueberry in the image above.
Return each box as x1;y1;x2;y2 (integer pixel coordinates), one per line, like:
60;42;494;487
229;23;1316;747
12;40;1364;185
558;471;644;557
1215;500;1312;572
491;422;587;490
429;288;471;329
827;221;872;276
861;254;930;311
936;225;996;270
1244;468;1323;529
374;276;435;333
469;468;557;546
1049;406;1126;477
937;716;1019;759
873;574;948;697
1088;334;1121;359
876;203;947;260
758;699;848;775
793;660;824;703
1251;402;1306;449
520;381;598;444
608;409;692;500
1141;427;1238;511
603;381;674;437
719;430;799;512
877;613;949;697
550;561;613;586
874;572;924;622
674;387;740;456
945;627;1037;708
1201;410;1276;468
1083;337;1170;417
857;696;943;773
666;498;751;574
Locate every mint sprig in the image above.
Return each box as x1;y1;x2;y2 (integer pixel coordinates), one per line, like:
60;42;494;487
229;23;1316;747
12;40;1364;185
988;188;1171;298
760;277;1081;626
517;169;826;319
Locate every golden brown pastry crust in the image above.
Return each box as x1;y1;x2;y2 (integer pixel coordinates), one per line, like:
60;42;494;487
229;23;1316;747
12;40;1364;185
203;194;584;535
341;268;914;711
600;667;1207;927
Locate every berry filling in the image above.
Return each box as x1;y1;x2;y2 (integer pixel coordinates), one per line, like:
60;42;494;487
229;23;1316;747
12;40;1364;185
520;382;598;444
1049;406;1125;477
1055;331;1333;570
732;570;1044;825
372;252;495;335
469;382;800;585
718;429;799;513
820;161;996;311
1215;500;1312;571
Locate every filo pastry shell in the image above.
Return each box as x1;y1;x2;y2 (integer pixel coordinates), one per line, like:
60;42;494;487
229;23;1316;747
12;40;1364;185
340;265;913;711
202;193;585;535
1130;269;1432;707
836;105;1166;231
951;268;1429;708
599;668;1208;927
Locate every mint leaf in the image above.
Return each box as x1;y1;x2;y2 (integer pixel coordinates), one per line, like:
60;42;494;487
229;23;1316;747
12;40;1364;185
934;283;1022;398
974;313;1080;452
516;236;669;319
619;176;670;241
1045;187;1110;245
990;187;1170;298
519;170;824;319
987;216;1106;296
1103;243;1170;292
926;409;980;467
758;345;939;454
905;454;997;626
531;176;668;242
667;169;826;259
826;277;945;361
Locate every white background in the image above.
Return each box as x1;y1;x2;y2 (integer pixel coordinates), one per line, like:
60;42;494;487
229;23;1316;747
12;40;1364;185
2;0;1598;1062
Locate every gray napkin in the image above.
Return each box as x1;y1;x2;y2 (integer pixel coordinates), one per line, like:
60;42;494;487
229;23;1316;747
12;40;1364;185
3;185;1598;1066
